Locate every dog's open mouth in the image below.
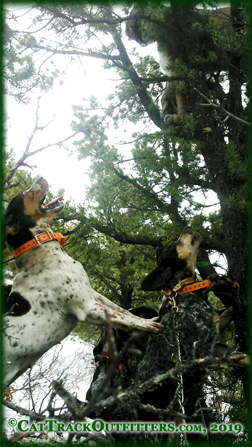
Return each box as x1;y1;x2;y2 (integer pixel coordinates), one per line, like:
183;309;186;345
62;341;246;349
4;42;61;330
39;193;64;212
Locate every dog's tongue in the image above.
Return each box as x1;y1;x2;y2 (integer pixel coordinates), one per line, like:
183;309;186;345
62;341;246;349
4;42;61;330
44;194;64;208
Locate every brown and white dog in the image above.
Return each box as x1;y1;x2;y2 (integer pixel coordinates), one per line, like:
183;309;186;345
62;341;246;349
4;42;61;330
4;178;163;388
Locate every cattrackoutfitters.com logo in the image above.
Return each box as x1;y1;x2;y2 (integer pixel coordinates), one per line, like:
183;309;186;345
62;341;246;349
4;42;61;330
8;418;243;436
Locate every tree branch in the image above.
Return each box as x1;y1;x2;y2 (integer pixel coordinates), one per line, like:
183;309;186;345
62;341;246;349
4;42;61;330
31;43;121;61
88;223;162;247
79;353;247;420
5;95;84;187
42;6;132;26
201;236;226;254
110;27;164;130
3;400;45;420
112;165;186;227
195;88;250;126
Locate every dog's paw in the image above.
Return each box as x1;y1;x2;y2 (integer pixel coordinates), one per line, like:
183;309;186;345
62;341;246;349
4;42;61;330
202;274;234;296
149;318;164;333
206;274;233;289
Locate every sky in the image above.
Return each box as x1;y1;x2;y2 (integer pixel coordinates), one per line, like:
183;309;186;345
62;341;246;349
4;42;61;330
5;4;159;205
6;52;118;204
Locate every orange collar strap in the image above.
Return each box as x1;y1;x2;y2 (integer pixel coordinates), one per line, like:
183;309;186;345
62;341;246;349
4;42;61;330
179;279;211;294
13;231;66;258
164;278;211;297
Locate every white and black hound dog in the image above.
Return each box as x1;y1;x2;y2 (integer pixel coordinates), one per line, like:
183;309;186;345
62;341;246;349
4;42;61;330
4;177;163;388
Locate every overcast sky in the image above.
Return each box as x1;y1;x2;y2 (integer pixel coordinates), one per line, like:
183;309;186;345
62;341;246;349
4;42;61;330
5;5;159;204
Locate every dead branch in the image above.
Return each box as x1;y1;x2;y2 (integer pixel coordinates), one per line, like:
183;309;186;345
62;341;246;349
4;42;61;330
194;88;250;126
215;352;249;368
3;349;248;437
51;380;83;415
79;352;249;419
3;399;45;421
138;402;212;420
5;94;84;187
27;369;36;412
138;403;190;419
49;311;137;421
42;387;56;417
78;312;137;419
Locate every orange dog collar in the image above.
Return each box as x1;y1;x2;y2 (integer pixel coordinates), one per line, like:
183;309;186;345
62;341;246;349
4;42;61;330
164;279;212;297
179;279;212;294
13;231;66;258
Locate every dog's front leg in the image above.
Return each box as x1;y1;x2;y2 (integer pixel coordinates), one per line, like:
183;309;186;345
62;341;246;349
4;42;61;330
92;290;130;312
86;297;163;333
93;290;161;326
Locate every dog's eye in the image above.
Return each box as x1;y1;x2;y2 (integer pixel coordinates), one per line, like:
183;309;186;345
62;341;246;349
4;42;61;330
6;215;13;225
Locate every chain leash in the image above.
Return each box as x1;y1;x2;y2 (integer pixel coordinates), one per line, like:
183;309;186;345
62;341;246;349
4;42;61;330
172;294;188;445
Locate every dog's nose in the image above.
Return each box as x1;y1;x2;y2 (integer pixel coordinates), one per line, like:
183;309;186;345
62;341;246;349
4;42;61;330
36;177;47;186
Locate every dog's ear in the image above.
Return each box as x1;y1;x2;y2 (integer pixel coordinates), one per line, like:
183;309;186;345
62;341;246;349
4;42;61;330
5;194;24;236
5;215;20;236
141;265;172;291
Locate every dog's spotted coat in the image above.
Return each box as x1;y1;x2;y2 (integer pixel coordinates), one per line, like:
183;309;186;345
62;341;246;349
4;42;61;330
4;178;163;388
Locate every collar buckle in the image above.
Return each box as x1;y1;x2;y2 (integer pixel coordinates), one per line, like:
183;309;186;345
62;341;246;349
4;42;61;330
35;231;55;245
